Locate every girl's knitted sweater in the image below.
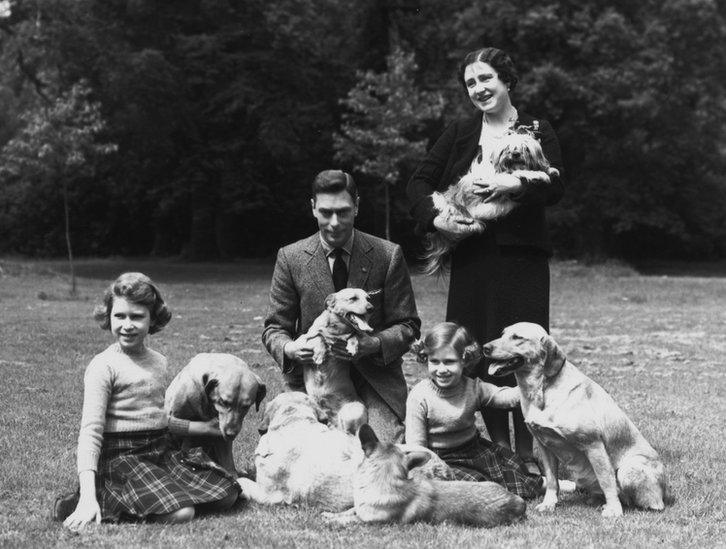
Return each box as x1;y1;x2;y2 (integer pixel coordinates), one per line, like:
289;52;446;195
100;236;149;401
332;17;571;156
405;377;520;450
76;343;169;473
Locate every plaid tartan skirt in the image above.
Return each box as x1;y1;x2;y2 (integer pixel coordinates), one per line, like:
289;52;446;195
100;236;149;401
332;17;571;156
95;429;239;521
433;435;542;499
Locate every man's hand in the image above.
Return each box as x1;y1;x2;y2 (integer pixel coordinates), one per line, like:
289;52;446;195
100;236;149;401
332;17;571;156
329;334;381;360
283;334;315;365
433;214;476;241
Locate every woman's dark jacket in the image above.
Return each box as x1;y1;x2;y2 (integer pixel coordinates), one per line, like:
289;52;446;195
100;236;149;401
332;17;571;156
406;111;564;255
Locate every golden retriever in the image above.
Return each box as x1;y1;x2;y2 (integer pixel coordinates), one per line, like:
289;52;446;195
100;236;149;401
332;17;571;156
237;392;454;512
483;323;670;517
323;424;526;526
165;353;267;475
302;288;375;432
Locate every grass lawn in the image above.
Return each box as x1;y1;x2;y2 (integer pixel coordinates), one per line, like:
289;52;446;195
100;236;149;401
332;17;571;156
0;257;724;548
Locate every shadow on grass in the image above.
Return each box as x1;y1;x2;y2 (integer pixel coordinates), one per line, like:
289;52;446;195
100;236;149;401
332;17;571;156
633;260;726;278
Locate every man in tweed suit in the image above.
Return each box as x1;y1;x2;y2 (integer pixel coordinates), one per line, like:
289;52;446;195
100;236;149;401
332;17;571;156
262;170;420;442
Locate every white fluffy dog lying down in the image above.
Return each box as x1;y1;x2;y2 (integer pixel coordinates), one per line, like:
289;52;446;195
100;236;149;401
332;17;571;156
237;392;454;512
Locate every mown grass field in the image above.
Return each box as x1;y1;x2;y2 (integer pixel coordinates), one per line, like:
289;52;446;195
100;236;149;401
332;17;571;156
1;257;724;548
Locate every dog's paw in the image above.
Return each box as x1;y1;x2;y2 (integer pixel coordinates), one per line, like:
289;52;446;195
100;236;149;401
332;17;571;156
601;502;623;518
236;477;255;498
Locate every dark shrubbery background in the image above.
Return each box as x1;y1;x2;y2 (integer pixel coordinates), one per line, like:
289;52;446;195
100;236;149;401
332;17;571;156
1;0;725;261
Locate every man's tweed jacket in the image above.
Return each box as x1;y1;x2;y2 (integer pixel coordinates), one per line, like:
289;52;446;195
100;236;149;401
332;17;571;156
262;229;420;420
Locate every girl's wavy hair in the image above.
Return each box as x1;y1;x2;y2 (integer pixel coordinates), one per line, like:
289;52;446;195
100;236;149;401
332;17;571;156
93;272;171;334
458;47;519;93
410;321;483;371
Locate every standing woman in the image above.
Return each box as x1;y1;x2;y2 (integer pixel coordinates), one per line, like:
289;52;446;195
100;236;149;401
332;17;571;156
406;47;564;473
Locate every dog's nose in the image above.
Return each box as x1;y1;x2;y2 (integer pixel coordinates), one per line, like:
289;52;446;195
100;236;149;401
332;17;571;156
482;343;493;355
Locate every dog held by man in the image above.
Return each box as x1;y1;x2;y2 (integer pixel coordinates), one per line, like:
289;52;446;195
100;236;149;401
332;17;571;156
166;353;267;475
483;322;671;517
302;287;376;432
423;129;558;276
323;424;526;526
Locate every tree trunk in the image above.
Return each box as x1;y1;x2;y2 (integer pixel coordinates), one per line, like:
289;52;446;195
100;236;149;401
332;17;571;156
62;179;76;295
384;181;390;241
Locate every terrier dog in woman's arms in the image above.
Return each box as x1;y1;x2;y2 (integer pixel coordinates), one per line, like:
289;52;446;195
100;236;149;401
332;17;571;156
484;323;671;518
323;424;526;526
423;130;558;276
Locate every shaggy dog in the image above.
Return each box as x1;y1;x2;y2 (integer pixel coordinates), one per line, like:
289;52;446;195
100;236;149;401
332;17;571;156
302;288;376;432
323;424;526;526
423;130;558;276
484;323;671;517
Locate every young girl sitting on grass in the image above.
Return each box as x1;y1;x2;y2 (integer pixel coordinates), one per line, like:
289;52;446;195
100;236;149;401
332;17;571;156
54;272;239;531
406;321;542;499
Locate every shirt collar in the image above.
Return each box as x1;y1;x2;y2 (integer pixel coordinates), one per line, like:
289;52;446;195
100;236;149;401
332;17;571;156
320;230;355;257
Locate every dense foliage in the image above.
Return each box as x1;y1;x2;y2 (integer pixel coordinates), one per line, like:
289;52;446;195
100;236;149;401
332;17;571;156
1;0;724;260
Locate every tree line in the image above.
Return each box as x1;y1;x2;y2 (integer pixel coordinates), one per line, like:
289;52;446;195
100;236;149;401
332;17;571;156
1;0;725;262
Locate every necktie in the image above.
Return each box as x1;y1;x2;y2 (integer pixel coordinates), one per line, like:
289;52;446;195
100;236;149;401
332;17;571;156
475;144;483;164
332;248;348;291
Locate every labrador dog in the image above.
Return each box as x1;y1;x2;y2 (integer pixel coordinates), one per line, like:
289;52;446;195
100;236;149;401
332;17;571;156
483;323;670;517
165;353;267;475
323;424;526;527
302;288;375;432
237;392;454;512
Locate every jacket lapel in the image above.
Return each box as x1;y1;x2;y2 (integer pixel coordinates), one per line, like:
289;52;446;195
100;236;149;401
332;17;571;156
303;235;335;299
451;112;483;178
348;230;372;290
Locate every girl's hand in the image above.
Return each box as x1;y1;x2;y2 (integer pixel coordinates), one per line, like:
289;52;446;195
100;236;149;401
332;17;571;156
472;173;522;202
63;497;101;532
202;417;222;437
433;214;476;241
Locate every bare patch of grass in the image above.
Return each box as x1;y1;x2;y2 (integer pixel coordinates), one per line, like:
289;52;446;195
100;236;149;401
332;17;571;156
1;257;725;547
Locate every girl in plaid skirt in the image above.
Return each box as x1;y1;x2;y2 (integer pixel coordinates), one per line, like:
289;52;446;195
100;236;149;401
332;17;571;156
406;322;542;498
55;273;240;531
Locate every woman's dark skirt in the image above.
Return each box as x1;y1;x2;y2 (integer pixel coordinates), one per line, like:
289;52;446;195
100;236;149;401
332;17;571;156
446;232;550;385
433;435;542;499
95;429;239;521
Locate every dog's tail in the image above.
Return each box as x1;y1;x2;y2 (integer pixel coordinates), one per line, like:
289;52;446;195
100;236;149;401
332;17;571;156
420;233;454;277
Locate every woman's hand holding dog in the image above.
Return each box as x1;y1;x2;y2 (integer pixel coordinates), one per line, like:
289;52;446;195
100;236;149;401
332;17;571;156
472;173;523;202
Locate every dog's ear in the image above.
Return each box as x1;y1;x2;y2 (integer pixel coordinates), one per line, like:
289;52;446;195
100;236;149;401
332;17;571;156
542;334;566;378
254;377;267;412
403;451;432;472
324;293;337;310
202;373;218;398
358;424;379;457
257;400;273;434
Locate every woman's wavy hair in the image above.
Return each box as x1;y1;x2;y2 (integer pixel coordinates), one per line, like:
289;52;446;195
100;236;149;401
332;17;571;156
93;272;171;334
410;321;482;371
458;47;519;93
